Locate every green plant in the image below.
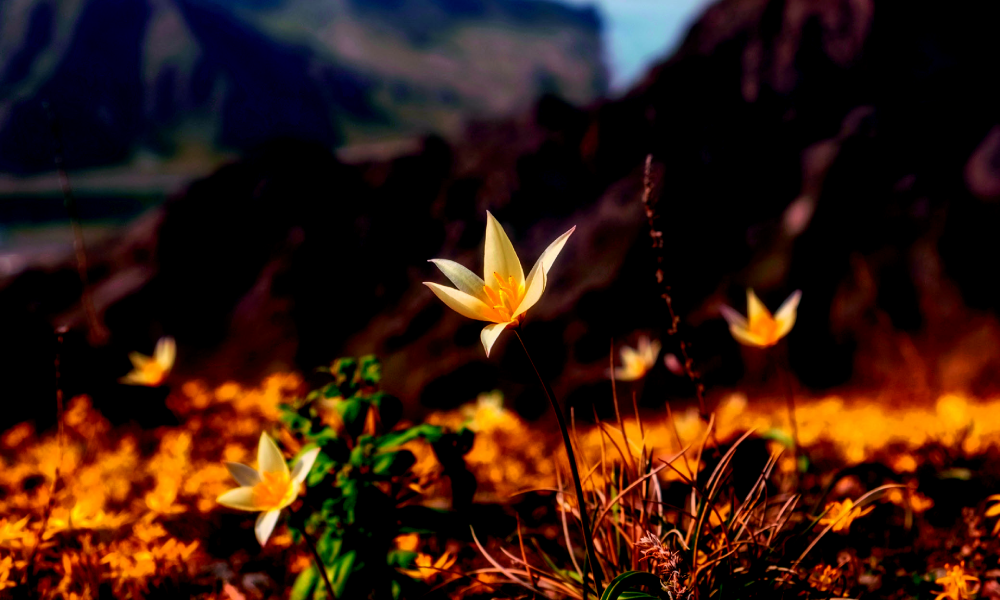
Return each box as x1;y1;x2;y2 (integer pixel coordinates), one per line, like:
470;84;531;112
280;356;473;599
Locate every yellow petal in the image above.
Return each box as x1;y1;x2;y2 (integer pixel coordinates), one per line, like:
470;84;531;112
226;462;262;487
985;504;1000;517
481;322;509;357
613;366;642;382
424;282;497;321
484;212;524;289
429;259;489;302
128;352;151;370
746;289;770;326
729;324;770;348
773;290;802;340
647;340;662;362
513;264;546;318
257;432;289;479
718;305;748;330
291;447;322;485
154;337;176;370
217;487;258;511
255;509;280;546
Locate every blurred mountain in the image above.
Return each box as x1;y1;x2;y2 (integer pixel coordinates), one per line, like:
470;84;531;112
5;0;1000;429
0;0;605;174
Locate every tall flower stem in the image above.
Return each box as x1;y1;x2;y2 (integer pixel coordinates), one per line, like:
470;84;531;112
777;342;801;483
514;330;604;594
301;528;337;599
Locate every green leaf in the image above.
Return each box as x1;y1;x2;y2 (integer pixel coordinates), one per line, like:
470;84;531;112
386;550;418;569
332;550;358;598
289;565;319;600
600;571;663;600
376;424;445;450
372;450;416;476
359;355;382;385
761;428;794;448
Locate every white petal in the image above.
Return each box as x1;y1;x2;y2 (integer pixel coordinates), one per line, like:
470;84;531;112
154;336;176;370
512;264;546;318
424;282;497;321
255;509;281;546
481;322;509;357
533;225;576;277
291;447;322;485
217;487;258;511
226;462;262;487
773;290;802;340
718;305;748;329
257;432;289;479
484;212;524;289
429;259;489;302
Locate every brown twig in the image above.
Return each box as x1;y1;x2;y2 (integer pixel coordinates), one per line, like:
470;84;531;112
44;102;108;345
640;154;707;420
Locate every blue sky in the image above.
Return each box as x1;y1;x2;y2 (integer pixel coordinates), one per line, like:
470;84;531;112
563;0;714;91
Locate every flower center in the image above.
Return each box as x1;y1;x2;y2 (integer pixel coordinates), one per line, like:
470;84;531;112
749;315;778;344
483;273;525;323
252;471;296;510
142;362;167;385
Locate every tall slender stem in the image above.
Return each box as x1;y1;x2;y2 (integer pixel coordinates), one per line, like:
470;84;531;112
514;330;604;594
778;342;801;484
301;528;337;599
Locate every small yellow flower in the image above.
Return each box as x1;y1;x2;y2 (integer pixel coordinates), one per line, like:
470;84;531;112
808;564;840;592
404;551;457;583
819;498;873;533
935;562;979;600
121;336;176;386
216;432;321;546
424;212;575;356
720;289;801;348
611;335;661;381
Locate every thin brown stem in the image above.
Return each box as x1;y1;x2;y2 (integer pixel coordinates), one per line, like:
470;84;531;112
640;155;708;421
301;528;337;599
514;330;604;595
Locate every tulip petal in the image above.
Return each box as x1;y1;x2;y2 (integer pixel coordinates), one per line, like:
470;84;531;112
255;509;281;546
481;322;509;357
532;225;576;277
718;305;748;329
154;337;176;370
424;282;497;321
257;432;289;479
513;264;546;318
128;352;151;370
746;289;770;325
429;259;489;302
648;340;662;361
484;212;524;289
217;487;258;511
729;324;770;348
773;290;802;340
291;447;322;485
226;462;262;487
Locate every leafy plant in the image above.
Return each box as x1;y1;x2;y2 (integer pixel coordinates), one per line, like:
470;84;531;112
280;356;473;599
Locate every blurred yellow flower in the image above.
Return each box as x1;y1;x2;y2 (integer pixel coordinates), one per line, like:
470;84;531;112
0;555;17;590
935;562;978;600
404;551;456;583
424;211;575;356
720;289;801;348
819;498;873;533
808;564;840;592
216;432;320;546
121;337;176;386
611;336;661;381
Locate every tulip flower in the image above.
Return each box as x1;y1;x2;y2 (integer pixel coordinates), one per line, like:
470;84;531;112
610;335;661;381
934;562;979;600
720;289;801;348
819;498;873;533
424;212;575;356
120;336;176;386
216;433;321;546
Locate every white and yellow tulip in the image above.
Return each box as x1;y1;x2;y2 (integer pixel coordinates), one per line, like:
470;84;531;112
120;336;176;386
424;212;575;356
216;432;321;546
720;289;801;348
611;335;661;381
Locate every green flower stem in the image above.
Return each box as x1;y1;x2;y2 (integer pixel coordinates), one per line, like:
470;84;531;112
301;528;337;599
514;330;605;595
